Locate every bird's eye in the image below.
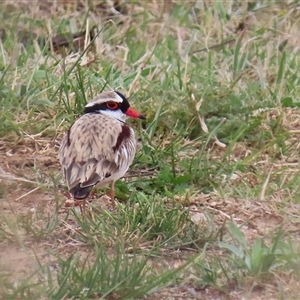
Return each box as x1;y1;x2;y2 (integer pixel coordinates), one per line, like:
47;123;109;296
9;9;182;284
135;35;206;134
106;101;119;110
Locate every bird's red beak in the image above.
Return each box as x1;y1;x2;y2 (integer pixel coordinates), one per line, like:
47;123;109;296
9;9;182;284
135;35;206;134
125;107;146;119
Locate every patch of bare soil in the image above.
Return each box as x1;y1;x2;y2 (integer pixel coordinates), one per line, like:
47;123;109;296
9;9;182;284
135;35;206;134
0;243;50;281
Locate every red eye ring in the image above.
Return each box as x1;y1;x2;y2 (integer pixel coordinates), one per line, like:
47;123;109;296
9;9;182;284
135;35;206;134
106;101;119;110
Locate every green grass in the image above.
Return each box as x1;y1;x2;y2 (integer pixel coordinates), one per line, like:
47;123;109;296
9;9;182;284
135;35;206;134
1;1;300;299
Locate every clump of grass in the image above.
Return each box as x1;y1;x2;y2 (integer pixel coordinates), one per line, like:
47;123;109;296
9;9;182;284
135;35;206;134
46;243;192;299
70;193;214;251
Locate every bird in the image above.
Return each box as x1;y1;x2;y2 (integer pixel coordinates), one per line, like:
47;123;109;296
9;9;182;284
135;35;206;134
59;91;145;209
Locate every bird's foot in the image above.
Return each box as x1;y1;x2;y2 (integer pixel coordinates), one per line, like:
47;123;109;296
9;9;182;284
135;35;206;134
65;198;85;207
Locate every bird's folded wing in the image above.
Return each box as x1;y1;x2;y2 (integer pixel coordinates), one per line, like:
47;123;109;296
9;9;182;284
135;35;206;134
59;114;135;189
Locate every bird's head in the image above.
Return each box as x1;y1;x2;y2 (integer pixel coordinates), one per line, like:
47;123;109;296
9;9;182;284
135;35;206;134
84;91;146;122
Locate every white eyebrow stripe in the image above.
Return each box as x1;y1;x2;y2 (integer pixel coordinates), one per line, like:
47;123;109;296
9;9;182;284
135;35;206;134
115;93;124;103
85;102;97;107
85;93;124;107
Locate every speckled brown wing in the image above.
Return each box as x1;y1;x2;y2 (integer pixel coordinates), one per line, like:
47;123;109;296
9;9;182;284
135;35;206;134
59;113;136;199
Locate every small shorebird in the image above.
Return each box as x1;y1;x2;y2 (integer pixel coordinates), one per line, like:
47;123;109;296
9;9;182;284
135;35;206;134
59;91;145;209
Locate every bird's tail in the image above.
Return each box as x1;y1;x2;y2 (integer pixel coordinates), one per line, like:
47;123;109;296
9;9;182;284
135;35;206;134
69;184;93;199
